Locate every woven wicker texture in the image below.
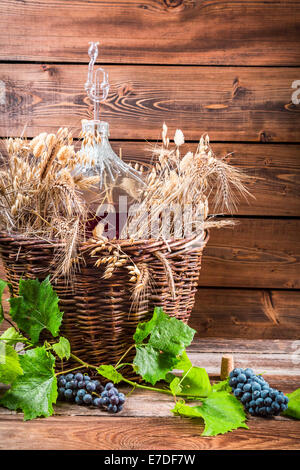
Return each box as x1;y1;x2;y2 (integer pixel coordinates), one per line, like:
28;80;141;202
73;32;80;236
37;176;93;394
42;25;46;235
0;232;208;368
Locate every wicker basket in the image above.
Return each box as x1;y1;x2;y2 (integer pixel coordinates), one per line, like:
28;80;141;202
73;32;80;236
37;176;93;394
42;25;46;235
0;231;208;368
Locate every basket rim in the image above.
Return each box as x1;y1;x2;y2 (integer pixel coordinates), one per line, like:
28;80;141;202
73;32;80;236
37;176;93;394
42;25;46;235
0;229;209;253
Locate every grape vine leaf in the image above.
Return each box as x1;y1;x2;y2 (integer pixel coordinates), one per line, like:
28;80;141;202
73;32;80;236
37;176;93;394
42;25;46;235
133;307;165;344
175;350;193;372
0;347;57;420
149;311;195;356
283;388;300;420
9;278;63;344
0;343;23;384
133;344;179;386
134;307;195;356
172;392;248;436
170;377;182;396
0;327;28;346
179;367;212;397
0;279;7;324
52;337;70;360
211;378;231;393
97;365;125;384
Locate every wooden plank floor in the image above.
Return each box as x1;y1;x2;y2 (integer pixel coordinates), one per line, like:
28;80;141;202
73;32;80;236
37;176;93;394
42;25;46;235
0;339;299;450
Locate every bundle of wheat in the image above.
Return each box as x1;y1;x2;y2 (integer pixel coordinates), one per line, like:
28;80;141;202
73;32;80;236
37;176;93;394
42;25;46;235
122;123;251;242
0;128;99;277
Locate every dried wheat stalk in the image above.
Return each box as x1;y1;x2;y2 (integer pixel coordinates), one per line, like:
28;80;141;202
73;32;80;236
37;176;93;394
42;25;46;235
122;124;251;241
0;128;98;278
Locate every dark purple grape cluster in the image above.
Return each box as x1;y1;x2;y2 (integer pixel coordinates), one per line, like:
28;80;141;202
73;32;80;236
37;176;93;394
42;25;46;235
229;368;289;417
97;382;125;413
57;373;125;413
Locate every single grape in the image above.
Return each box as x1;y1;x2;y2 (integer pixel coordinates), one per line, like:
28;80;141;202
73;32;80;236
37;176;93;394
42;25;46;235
118;393;125;405
118;405;123;412
83;375;90;382
234;388;242;397
86;382;96;393
75;396;83;405
65;373;74;381
255;398;264;407
100;397;110;406
271;401;280;412
75;373;84;382
105;382;114;391
261;389;269;399
276;394;284;404
251;383;261;392
58;377;67;387
110;395;119;406
229;377;238;387
243;383;252;392
93;398;102;408
77;389;86;399
64;389;73;400
237;373;247;383
264;397;272;406
244;368;254;378
58;387;65;397
77;381;86;389
107;404;118;413
83;394;93;404
231;368;242;377
70;379;78;389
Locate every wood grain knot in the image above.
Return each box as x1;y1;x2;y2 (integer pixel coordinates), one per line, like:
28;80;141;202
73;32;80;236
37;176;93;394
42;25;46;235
259;130;273;142
117;83;133;98
284;102;300;112
232;77;249;99
40;64;58;77
163;0;185;10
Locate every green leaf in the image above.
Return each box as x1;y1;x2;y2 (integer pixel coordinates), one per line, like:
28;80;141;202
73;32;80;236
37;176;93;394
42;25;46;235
0;327;28;346
0;343;23;384
170;377;182;396
9;278;63;343
133;306;165;344
148;311;195;356
133;344;179;385
179;367;211;398
211;378;231;393
97;365;125;384
283;388;300;420
0;279;7;324
172;392;248;437
52;337;70;360
0;347;57;420
175;350;193;372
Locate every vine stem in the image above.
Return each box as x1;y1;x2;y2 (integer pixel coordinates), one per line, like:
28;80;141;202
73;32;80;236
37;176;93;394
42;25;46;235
68;353;206;399
114;344;135;368
56;365;84;376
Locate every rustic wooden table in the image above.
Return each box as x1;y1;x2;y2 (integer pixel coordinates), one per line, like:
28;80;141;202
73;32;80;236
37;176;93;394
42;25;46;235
0;339;299;450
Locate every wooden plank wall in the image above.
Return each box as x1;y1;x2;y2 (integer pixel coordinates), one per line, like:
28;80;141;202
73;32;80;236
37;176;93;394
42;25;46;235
0;0;299;339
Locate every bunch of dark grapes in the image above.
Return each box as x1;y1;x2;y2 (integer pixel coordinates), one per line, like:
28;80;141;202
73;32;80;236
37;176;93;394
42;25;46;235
57;373;125;413
229;368;289;417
